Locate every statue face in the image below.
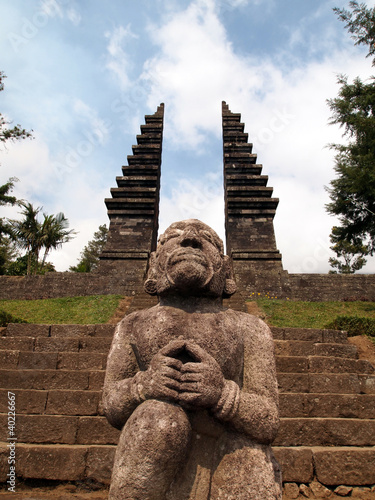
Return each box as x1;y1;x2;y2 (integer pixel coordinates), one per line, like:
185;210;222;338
155;220;225;296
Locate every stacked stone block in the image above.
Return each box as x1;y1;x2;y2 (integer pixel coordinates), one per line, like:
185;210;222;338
222;102;287;296
98;103;164;279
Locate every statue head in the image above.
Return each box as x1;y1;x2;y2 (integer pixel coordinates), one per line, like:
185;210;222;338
144;219;236;298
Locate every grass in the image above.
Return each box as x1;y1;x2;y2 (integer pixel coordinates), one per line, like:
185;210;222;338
0;295;123;324
254;298;375;329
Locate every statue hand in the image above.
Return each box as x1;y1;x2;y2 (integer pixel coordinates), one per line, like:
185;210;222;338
178;341;224;409
133;340;185;403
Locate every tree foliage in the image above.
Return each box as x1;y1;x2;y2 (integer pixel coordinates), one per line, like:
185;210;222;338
326;1;375;272
9;202;76;275
0;72;33;144
70;224;108;273
328;226;370;273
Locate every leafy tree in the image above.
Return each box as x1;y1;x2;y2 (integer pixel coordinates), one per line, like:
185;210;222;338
326;1;375;272
329;226;370;273
70;224;108;272
6;254;55;276
9;202;75;275
0;236;18;275
0;72;33;144
0;72;32;271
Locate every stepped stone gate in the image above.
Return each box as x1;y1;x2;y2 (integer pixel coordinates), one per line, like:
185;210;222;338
98;101;288;303
0;103;375;498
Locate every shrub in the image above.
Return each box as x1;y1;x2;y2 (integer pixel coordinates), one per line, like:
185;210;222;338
0;310;28;327
325;315;375;338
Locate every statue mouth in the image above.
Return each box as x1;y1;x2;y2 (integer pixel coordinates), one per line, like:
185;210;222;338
169;248;207;266
165;248;213;288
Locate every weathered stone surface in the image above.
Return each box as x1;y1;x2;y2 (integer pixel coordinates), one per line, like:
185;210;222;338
35;337;79;352
57;352;106;370
17;444;86;480
79;337;112;352
309;356;374;374
299;483;312;497
276;356;309;373
103;220;282;499
50;324;96;338
11;415;78;444
18;351;58;370
89;371;105;390
46;390;99;415
5;323;50;337
309;373;361;394
283;483;299;499
275;418;375;446
272;447;313;483
309;480;333;498
0;389;47;414
0;336;34;351
77;416;120;444
334;485;353;496
277;373;309;393
314;447;375;485
0;350;19;369
86;445;116;484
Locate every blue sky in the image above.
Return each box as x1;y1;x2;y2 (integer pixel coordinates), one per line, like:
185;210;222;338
1;0;374;273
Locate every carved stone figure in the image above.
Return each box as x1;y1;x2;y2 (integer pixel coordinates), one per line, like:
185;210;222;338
103;219;282;500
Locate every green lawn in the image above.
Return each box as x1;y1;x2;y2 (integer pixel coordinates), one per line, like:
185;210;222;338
254;299;375;329
0;295;123;325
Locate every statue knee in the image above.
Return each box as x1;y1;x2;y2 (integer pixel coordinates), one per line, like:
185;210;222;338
123;400;191;452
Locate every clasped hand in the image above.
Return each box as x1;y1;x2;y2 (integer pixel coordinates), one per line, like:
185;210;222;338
135;339;224;409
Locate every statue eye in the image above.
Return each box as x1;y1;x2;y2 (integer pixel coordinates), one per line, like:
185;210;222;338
200;230;214;245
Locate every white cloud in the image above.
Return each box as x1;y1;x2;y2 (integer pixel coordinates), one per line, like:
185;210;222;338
104;25;138;91
143;0;375;273
73;99;111;146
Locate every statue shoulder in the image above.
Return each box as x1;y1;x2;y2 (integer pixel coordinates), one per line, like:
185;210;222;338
225;308;273;341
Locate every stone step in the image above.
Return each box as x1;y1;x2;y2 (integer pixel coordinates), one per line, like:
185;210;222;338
274;418;375;447
0;389;101;415
271;327;348;343
1;442;373;487
3;388;374;420
2;323;115;338
279;393;375;419
225;174;268;186
224;164;262;175
0;350;108;370
0;369;104;390
272;446;375;486
0;336;112;352
116;175;158;188
0;442;115;483
274;340;358;358
278;372;375;394
2;414;374;448
2;387;375;420
276;355;374;374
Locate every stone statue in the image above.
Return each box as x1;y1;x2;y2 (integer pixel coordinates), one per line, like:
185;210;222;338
103;219;282;500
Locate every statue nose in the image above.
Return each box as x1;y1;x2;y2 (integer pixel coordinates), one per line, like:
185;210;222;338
180;230;202;249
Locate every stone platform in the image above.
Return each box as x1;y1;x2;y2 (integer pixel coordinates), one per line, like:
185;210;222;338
0;319;374;493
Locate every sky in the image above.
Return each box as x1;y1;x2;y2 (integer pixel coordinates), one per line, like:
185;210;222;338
1;0;374;274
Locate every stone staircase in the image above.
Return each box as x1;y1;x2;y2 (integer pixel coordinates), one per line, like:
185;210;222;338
0;323;374;491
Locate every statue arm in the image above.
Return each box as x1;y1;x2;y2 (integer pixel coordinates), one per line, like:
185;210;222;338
102;319;140;430
213;318;279;444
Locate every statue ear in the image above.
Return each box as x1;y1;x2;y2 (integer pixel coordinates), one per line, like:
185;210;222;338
223;255;237;298
144;252;158;296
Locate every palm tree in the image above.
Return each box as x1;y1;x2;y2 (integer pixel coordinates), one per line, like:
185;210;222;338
9;203;76;274
11;202;42;275
39;212;76;269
